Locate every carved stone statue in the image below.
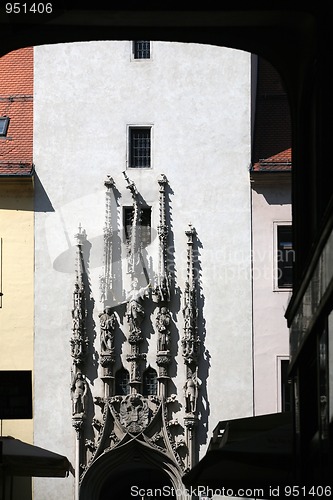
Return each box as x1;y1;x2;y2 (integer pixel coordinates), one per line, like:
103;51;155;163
156;306;171;352
126;278;150;334
99;306;116;353
71;372;88;416
184;373;200;414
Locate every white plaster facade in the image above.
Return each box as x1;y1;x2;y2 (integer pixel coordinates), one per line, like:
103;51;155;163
33;40;253;499
251;175;292;415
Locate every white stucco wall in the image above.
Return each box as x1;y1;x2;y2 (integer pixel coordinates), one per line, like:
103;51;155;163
33;41;253;499
251;178;292;415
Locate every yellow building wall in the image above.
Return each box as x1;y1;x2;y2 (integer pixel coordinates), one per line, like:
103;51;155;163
0;179;34;443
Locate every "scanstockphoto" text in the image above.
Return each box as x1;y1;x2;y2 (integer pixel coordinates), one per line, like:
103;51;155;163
130;485;266;498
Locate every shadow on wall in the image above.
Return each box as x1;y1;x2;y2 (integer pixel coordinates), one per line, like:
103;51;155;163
34;172;55;213
251;183;291;206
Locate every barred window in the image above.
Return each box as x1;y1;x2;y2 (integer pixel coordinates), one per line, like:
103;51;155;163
129;127;151;168
143;367;157;396
133;41;150;59
115;367;130;395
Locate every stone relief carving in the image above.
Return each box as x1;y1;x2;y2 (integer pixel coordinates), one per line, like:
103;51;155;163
126;353;146;384
119;394;150;434
71;174;205;487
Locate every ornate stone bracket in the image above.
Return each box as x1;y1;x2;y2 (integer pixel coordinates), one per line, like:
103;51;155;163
72;415;85;438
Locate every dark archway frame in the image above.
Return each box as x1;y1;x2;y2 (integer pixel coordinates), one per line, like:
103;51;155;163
1;2;332;488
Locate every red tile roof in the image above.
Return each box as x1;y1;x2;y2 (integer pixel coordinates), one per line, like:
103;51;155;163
0;47;33;176
252;147;292;172
0;162;34;176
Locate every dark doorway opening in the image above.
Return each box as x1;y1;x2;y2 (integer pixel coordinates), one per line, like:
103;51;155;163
99;463;173;500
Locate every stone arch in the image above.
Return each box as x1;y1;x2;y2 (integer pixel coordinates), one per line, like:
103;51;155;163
79;438;184;500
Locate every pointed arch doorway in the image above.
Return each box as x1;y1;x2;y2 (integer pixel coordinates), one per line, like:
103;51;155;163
79;439;185;500
99;463;174;500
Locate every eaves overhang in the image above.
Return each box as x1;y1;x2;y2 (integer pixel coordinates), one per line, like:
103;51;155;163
0;163;35;188
250;169;291;185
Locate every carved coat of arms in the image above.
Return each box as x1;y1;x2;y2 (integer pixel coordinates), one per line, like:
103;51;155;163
119;394;150;434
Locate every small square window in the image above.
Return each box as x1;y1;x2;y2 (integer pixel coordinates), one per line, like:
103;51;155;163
129;127;151;168
132;41;150;59
0;117;10;137
277;225;293;288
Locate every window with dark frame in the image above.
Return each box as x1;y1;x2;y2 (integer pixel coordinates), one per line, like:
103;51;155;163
133;41;151;59
281;359;291;412
123;206;152;247
129;127;151;168
142;367;157;396
277;225;293;288
0;117;10;137
115;367;130;395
